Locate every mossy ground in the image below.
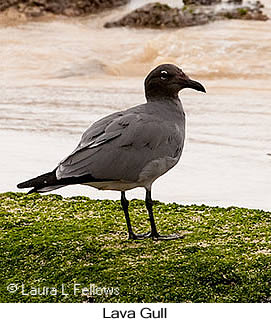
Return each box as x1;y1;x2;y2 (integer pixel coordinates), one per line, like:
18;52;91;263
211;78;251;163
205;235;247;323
0;192;270;303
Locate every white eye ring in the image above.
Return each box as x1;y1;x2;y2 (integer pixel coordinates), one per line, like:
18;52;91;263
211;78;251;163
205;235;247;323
160;70;168;80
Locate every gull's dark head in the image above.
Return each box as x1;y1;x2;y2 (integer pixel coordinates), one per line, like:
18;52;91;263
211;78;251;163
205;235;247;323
144;64;206;101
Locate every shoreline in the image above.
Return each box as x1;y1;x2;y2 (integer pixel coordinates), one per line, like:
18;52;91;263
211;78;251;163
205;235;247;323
1;191;270;212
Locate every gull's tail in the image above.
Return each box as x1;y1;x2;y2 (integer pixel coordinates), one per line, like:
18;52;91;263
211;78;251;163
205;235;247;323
17;169;112;194
17;169;64;193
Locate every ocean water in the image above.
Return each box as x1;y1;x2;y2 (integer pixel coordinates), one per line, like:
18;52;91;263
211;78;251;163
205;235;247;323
1;1;271;210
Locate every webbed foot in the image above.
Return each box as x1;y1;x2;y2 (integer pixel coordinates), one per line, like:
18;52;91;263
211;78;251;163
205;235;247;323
129;231;152;240
152;233;184;241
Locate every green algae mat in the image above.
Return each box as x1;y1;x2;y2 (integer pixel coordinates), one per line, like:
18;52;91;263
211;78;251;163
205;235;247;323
0;192;270;303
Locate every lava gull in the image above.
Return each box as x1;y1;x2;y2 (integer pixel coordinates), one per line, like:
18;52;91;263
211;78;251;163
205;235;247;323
17;64;206;240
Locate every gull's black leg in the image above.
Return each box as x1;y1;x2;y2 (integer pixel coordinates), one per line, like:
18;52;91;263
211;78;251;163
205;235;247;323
121;191;133;239
145;189;159;237
121;191;151;240
145;189;183;240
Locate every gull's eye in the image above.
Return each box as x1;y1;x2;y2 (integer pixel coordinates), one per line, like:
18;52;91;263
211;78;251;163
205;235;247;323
160;70;168;81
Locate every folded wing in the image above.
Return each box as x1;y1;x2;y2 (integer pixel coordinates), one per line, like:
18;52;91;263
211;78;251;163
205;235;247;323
56;105;184;183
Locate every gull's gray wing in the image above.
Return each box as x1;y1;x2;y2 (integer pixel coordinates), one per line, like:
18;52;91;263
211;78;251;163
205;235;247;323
56;103;185;182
